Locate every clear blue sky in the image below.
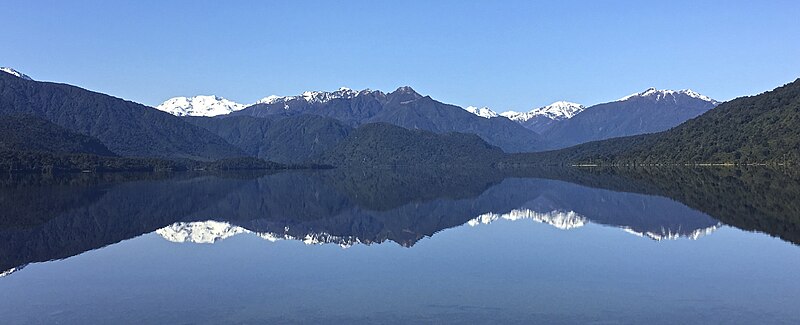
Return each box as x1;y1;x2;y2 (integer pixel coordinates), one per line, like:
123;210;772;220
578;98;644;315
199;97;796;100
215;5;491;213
2;0;799;111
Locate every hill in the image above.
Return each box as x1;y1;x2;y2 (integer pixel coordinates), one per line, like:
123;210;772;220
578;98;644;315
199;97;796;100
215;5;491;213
186;114;353;164
320;123;505;167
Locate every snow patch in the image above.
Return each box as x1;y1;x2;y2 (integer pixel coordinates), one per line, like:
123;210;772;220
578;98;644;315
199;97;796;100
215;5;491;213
0;265;25;278
468;209;587;230
621;224;722;241
464;106;499;118
0;67;33;80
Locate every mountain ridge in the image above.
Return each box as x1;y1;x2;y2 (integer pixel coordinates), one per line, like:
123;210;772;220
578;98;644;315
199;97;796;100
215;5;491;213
501;101;586;133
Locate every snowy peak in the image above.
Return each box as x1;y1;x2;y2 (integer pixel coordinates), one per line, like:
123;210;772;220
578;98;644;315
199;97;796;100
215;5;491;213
0;67;33;80
256;87;382;105
302;87;360;103
530;101;585;120
464;106;499;118
388;86;423;102
392;86;420;96
0;265;26;278
255;95;284;105
618;87;719;104
156;95;246;117
501;101;585;122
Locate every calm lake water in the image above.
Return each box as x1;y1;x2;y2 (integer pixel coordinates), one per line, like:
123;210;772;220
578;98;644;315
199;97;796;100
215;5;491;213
1;168;798;324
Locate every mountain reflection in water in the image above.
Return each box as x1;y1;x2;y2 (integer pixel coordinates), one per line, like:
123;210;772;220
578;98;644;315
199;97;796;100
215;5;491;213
1;166;797;278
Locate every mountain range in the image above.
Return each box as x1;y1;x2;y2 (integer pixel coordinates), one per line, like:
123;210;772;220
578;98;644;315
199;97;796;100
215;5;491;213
458;89;719;149
500;101;586;134
507;78;800;165
1;66;795;167
232;86;548;153
157;83;719;154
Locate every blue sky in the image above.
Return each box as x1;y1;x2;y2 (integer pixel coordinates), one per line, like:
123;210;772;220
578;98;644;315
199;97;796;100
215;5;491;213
2;0;799;112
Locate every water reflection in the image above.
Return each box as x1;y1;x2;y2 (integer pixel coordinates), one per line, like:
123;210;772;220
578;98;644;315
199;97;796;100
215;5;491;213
1;167;797;278
151;176;723;247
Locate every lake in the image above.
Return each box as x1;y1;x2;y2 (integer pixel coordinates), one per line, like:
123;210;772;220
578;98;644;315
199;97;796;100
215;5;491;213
1;167;798;324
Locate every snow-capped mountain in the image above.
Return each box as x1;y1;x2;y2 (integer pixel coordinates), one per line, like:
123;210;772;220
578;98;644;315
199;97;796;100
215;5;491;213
464;106;499;118
543;87;719;148
0;265;26;278
156;220;363;248
467;208;722;241
468;209;587;230
156;95;246;117
621;224;722;241
617;87;720;105
255;87;377;105
502;101;585;121
234;86;547;153
501;101;585;133
157;87;379;117
0;67;33;80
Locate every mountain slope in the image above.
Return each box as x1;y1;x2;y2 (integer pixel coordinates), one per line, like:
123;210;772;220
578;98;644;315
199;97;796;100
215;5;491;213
0;115;115;156
0;71;244;160
320;123;505;166
156;95;246;117
186;114;353;163
507;79;800;164
368;90;546;152
234;86;547;152
542;88;718;148
501;101;585;133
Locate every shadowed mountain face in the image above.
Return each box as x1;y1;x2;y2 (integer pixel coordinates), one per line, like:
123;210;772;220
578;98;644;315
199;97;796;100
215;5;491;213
2;166;797;276
319;123;506;167
0;72;243;160
232;87;546;153
185;115;353;164
0;115;115;156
